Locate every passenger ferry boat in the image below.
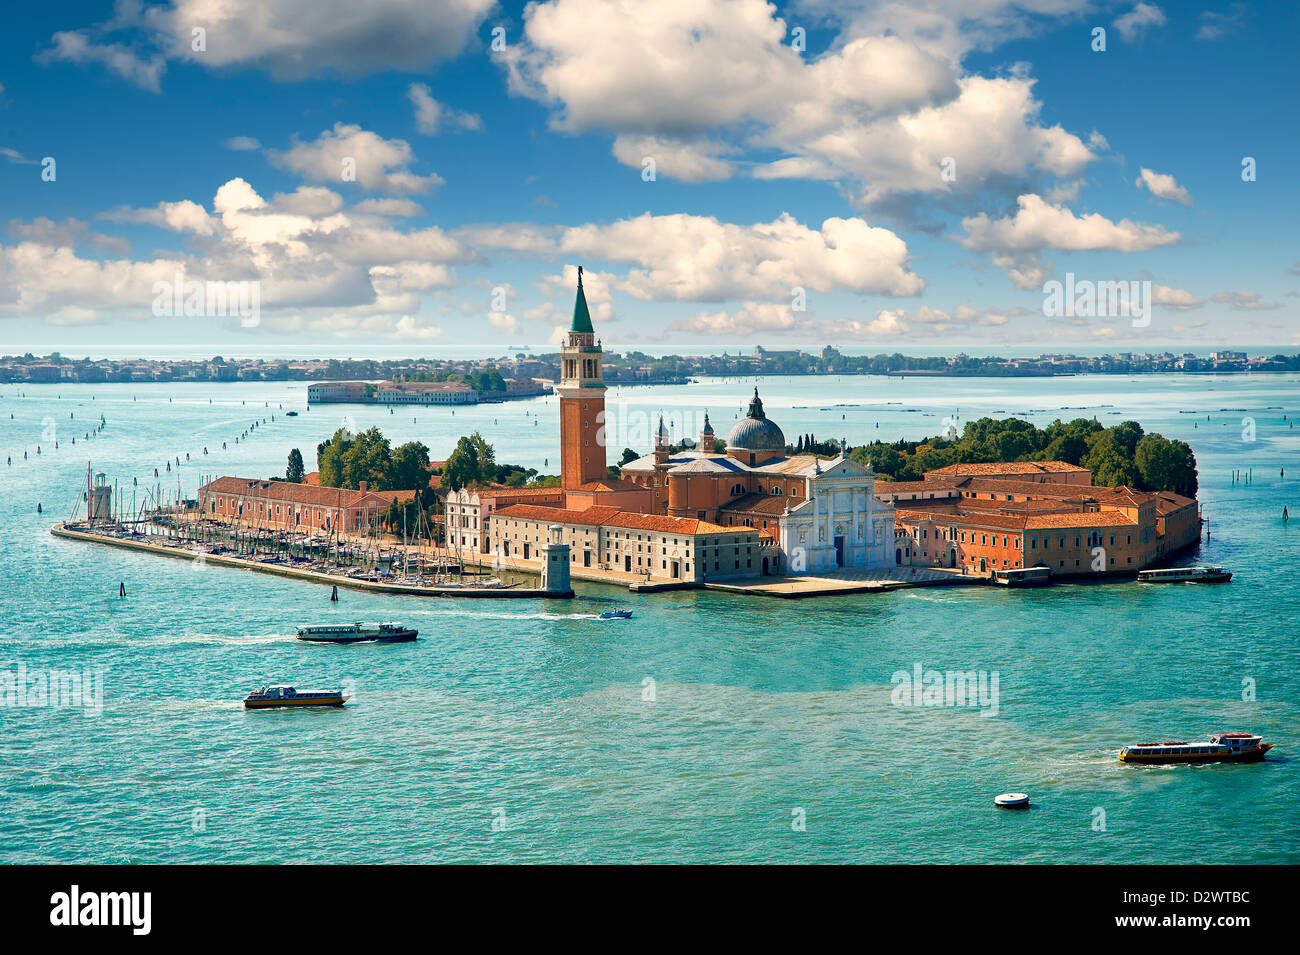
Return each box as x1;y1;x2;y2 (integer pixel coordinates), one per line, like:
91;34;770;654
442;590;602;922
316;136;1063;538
992;566;1051;587
296;622;418;643
244;685;349;709
1118;733;1273;764
1137;565;1232;583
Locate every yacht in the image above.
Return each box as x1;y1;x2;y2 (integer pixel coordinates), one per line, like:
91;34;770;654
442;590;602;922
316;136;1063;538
296;622;418;643
1118;733;1273;764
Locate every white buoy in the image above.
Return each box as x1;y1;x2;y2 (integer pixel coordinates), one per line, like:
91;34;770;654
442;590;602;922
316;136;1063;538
994;792;1030;809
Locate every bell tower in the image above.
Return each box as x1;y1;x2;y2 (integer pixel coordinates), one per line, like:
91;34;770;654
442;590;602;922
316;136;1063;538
559;267;607;490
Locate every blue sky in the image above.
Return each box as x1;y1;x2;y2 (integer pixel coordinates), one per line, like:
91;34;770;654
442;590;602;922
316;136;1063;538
1;0;1296;357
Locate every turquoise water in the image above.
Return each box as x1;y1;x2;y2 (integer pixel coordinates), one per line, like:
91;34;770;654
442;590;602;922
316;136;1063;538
1;374;1297;863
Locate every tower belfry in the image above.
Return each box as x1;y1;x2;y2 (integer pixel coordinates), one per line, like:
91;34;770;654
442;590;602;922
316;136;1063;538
559;267;607;490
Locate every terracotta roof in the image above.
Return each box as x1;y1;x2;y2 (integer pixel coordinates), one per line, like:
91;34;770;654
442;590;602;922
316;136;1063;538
926;461;1090;477
896;508;1027;530
474;486;565;500
576;478;650;493
718;492;793;515
1153;491;1197;514
604;512;734;535
199;476;416;509
494;504;622;525
1024;511;1138;529
493;503;740;536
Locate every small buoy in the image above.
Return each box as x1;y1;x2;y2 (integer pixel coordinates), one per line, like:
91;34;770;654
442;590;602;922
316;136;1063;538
119;582;127;599
994;793;1030;809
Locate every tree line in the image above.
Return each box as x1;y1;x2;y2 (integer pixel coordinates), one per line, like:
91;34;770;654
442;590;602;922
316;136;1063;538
847;417;1198;496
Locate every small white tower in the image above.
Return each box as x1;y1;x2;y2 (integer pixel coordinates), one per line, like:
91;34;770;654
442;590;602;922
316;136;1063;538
540;524;571;594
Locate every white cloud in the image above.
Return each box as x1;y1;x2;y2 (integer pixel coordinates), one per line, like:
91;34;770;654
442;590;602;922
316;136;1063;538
673;301;799;336
269;123;443;194
960;194;1181;253
1136;167;1193;206
611;135;735;182
407;83;482;135
145;0;494;79
225;136;262;151
488;311;521;335
558;212;924;300
503;0;1095;205
1;177;478;331
102;200;216;235
1114;4;1167;43
991;253;1052;290
1152;284;1202;310
37;30;165;92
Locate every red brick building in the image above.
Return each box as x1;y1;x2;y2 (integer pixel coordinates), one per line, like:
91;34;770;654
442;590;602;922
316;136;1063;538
198;476;413;535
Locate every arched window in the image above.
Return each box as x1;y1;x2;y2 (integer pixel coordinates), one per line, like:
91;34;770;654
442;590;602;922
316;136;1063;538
731;483;745;496
770;486;783;495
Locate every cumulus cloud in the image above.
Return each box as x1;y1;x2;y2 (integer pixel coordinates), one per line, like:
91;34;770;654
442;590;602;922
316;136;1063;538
407;83;483;135
1135;167;1193;206
268;123;444;194
558;212;924;300
502;0;1095;207
1151;284;1203;310
1114;4;1167;43
1;177;478;330
101;200;217;235
959;194;1181;253
611;135;735;182
43;2;491;93
672;301;801;337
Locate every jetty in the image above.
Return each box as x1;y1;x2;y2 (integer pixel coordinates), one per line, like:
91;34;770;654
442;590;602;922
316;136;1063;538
50;523;574;599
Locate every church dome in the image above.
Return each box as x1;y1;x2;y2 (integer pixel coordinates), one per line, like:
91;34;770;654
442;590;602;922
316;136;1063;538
726;389;786;452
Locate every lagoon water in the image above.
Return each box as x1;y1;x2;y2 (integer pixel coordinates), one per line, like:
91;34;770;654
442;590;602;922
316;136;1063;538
1;372;1297;863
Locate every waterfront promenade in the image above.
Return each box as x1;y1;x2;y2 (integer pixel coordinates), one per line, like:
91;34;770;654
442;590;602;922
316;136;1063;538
51;519;981;600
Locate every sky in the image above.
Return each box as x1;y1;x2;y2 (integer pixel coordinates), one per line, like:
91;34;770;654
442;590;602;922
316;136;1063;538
1;0;1297;358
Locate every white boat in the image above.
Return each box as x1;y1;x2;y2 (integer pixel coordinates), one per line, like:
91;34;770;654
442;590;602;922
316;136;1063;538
1137;565;1231;583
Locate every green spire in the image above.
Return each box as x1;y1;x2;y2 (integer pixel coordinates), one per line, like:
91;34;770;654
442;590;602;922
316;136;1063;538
571;265;594;334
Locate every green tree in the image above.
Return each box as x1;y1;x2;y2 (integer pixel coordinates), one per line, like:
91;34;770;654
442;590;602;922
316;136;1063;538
388;441;431;490
1135;434;1198;496
341;427;392;488
442;432;497;490
286;448;305;483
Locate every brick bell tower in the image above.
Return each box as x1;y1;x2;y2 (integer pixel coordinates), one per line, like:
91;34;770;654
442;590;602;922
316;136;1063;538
559;267;607;491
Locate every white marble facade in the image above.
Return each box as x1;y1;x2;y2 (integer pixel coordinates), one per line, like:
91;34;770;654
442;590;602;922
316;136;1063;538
777;456;895;573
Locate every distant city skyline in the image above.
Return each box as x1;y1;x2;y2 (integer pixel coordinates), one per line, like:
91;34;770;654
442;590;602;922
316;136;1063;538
2;1;1297;353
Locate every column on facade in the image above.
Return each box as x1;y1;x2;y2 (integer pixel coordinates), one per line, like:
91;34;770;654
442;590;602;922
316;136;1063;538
851;488;862;563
